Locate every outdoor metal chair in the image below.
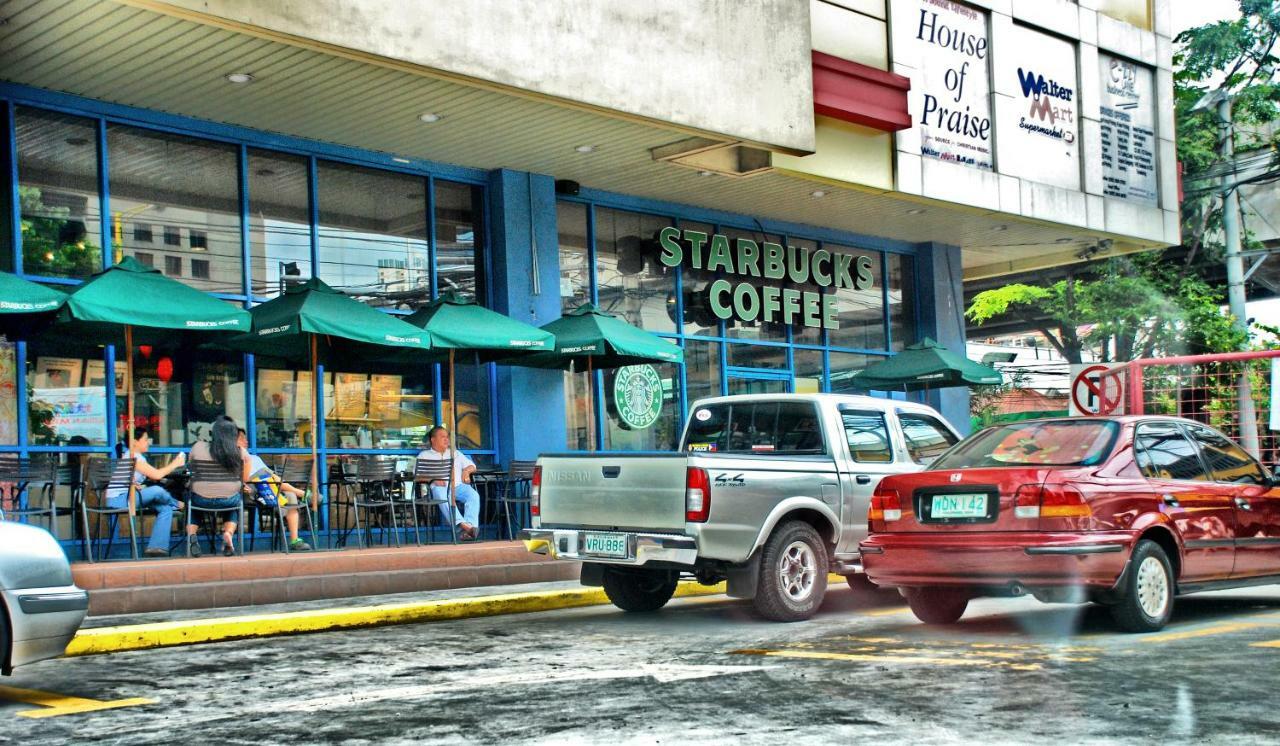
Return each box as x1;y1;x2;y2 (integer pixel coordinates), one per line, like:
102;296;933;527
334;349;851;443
498;460;537;541
48;462;86;543
412;457;458;545
0;457;59;537
248;457;319;553
80;458;141;562
350;457;404;548
185;459;246;557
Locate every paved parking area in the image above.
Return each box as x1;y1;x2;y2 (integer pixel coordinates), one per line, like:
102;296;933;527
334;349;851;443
5;584;1280;744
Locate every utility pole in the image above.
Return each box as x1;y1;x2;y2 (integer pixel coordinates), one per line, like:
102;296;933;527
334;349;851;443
1219;97;1261;456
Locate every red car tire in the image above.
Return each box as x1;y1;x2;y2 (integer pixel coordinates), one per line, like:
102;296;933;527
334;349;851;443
904;587;970;625
1108;539;1174;633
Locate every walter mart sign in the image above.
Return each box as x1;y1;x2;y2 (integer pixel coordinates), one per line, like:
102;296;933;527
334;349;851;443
907;0;993;170
657;227;874;330
1002;24;1081;190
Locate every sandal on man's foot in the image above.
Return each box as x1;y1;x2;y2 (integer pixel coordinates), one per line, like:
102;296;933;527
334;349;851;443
187;535;202;558
222;535;235;556
289;538;312;551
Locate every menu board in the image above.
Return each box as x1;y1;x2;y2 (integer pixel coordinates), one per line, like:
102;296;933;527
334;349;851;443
1099;53;1158;206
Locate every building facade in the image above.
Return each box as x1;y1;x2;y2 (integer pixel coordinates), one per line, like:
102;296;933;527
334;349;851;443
1;0;1177;488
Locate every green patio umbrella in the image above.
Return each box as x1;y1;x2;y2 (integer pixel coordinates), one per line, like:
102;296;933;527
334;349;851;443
402;292;553;449
224;278;434;501
845;337;1002;391
516;304;684;450
0;271;66;337
53;257;252;516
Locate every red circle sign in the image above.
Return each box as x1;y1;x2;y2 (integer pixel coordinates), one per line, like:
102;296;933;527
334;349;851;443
1072;365;1122;415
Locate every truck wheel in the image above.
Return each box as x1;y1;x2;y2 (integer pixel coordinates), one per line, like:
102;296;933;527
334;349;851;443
1109;539;1174;633
753;521;829;622
904;587;969;625
601;568;679;612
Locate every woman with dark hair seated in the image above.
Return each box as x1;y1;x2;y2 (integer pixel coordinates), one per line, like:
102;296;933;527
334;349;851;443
185;415;251;557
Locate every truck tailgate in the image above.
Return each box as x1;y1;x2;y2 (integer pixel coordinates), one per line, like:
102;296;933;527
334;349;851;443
538;454;689;532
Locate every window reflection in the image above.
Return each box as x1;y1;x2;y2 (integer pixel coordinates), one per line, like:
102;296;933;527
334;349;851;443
557;202;590;314
106;124;242;295
248;149;311;298
888;254;917;351
120;346;244;446
317;161;429;308
15;108;102;278
679;220;719;337
827;244;884;351
435;181;484;303
594;207;674;333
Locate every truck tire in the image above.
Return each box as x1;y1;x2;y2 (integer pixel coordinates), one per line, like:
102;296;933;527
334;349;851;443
753;521;829;622
904;587;969;625
602;568;679;612
1108;539;1174;633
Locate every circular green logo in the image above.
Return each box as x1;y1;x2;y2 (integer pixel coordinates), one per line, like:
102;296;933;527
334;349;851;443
613;365;663;430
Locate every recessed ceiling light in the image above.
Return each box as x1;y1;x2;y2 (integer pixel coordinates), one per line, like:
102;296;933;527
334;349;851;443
392;157;412;164
1055;237;1074;244
697;170;713;177
992;225;1008;232
255;168;276;177
224;72;254;84
574;145;596;154
907;208;926;215
810;190;826;198
418;113;442;123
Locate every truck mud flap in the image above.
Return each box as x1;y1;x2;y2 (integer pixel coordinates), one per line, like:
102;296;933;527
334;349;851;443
580;563;606;587
725;556;761;599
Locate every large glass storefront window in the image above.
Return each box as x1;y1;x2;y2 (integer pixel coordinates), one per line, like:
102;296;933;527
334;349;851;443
317;161;428;308
557;202;591;313
679;220;718;337
564;369;593;451
829;351;876;394
106;124;242;295
889;254;917;352
722;227;786;343
435;181;485;302
683;340;721;407
120;345;245;446
14;108;102;279
442;361;490;450
26;339;109;446
793;348;825;394
248;149;311;299
828;244;884;351
594;207;674;333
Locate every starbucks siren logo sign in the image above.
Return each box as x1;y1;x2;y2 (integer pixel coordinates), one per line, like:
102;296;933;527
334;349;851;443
613;365;663;430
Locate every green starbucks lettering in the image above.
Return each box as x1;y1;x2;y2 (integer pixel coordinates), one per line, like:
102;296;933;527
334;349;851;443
657;226;877;330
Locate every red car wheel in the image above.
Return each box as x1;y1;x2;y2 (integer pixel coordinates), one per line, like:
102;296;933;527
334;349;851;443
904;587;970;625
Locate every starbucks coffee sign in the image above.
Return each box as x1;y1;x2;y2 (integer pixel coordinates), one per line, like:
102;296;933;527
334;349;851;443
613;365;663;430
657;227;875;330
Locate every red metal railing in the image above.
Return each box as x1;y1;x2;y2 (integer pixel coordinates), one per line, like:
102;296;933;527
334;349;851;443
1100;349;1280;462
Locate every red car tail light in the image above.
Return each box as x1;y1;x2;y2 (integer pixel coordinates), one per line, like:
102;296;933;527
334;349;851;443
530;465;541;516
686;467;711;522
1040;482;1091;518
1014;484;1042;519
870;485;901;522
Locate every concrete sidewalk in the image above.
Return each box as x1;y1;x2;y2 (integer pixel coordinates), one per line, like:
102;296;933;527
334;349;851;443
68;577;739;657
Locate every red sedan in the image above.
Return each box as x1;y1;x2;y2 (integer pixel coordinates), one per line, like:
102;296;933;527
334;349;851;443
860;415;1280;632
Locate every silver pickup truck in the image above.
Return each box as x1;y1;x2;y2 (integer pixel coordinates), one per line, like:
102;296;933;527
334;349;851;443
521;393;961;621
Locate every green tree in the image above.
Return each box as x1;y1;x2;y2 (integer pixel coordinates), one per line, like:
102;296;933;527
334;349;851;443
18;186;101;277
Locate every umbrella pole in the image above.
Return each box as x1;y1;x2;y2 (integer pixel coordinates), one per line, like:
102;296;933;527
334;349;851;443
310;334;319;513
125;325;136;519
449;348;457;457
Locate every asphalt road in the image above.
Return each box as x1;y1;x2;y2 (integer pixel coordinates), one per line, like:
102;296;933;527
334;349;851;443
6;583;1280;745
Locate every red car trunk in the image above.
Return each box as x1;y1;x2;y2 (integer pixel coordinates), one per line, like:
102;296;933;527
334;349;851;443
871;467;1097;533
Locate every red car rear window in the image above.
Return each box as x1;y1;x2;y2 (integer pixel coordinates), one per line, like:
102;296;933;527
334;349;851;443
931;420;1120;469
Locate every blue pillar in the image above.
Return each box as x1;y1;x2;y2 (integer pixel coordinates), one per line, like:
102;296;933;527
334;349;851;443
914;242;970;435
488;169;564;464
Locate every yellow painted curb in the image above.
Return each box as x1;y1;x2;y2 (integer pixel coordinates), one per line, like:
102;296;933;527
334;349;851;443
66;573;853;657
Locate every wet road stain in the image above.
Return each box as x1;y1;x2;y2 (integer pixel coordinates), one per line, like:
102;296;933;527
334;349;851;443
730;634;1101;671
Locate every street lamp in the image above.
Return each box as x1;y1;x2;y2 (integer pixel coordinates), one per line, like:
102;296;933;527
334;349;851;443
278;260;302;295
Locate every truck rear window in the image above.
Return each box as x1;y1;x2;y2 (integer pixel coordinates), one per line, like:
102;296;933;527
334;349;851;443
684;401;825;455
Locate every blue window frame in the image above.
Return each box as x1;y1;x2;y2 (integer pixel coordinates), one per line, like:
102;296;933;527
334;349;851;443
556;188;921;451
0;84;498;548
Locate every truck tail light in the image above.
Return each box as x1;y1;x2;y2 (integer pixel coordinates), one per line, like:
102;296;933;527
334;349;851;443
870;485;901;522
686;467;711;522
530;465;541;516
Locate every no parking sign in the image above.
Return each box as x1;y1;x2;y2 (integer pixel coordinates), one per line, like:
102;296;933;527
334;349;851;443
1069;364;1124;416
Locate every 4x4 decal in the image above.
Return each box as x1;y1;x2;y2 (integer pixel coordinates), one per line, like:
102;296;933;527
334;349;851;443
714;473;746;486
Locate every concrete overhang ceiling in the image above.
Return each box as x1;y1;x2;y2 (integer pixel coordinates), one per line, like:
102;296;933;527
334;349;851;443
0;0;1167;280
